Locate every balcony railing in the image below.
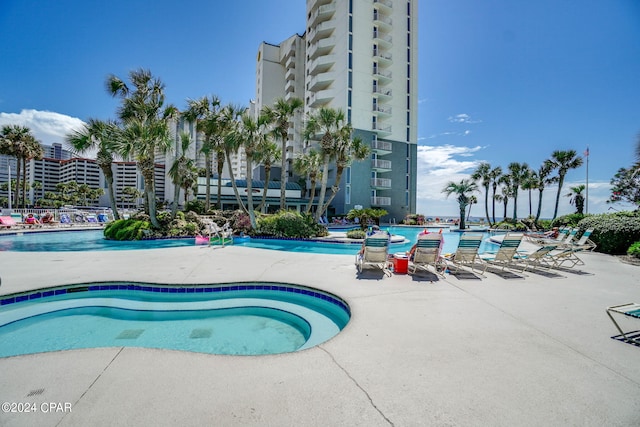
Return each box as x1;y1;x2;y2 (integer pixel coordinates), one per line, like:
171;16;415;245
371;140;392;152
371;159;392;170
371;196;392;206
371;178;392;188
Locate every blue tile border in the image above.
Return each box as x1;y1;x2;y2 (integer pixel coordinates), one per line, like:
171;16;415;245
0;281;351;316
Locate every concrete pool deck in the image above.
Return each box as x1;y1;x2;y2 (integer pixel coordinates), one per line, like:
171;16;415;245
0;244;639;426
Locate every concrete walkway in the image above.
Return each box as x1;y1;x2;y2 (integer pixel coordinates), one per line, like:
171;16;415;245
0;244;639;426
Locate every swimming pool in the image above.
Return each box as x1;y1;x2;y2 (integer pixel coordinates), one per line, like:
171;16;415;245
0;282;351;357
0;227;498;254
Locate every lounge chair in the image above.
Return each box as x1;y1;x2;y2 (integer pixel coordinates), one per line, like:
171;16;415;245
544;245;587;268
516;244;559;270
408;232;445;277
0;216;20;230
207;221;233;246
444;232;486;274
480;233;524;271
606;303;640;345
569;229;597;251
355;232;391;276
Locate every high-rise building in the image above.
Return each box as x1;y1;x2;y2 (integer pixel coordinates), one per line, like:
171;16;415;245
255;0;417;221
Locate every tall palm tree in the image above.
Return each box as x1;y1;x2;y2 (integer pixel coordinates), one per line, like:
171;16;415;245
232;110;271;227
441;179;478;230
218;104;245;211
471;162;491;225
566;184;586;214
263;97;303;210
293;150;323;214
106;68;178;228
183;95;222;211
20;136;43;207
0;125;38;207
546;150;584;220
497;176;513;221
304;107;354;221
534;161;555;223
520;168;537;217
321;124;370;214
66;118;121;220
168;131;195;218
466;195;478;222
488;166;503;226
507;162;529;221
255;140;281;213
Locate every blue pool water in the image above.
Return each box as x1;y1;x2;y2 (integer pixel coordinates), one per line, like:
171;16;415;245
0;227;498;254
0;282;350;357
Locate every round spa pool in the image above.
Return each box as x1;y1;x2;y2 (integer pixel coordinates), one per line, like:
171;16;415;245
0;282;350;357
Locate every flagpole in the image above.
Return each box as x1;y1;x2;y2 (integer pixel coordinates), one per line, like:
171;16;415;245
585;146;589;214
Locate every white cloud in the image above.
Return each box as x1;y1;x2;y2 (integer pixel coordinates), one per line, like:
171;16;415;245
448;113;482;124
0;109;85;146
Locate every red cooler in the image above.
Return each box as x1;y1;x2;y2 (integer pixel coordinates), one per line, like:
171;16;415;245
393;253;409;274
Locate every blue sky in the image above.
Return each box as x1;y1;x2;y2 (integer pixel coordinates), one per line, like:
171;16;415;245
1;1;639;218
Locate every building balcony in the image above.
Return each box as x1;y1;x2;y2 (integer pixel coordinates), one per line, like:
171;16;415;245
285;54;296;69
309;89;333;107
285;79;296;93
371;178;392;189
373;105;392;117
373;33;392;49
309;70;335;91
373;51;393;66
309;2;336;26
373;13;393;30
371;140;392;154
373;0;393;12
371;196;392;206
308;36;335;60
373;87;393;99
308;54;335;75
372;123;392;136
371;159;392;171
373;69;392;83
285;67;296;81
308;19;336;43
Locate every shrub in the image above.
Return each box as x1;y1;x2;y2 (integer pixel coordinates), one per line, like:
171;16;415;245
551;213;585;228
185;200;205;214
577;211;640;255
493;220;527;231
104;219;150;240
346;229;366;239
627;241;640;258
256;210;326;238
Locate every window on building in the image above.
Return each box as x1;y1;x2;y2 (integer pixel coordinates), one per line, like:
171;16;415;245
372;116;377;129
373;61;378;74
372;97;378;111
346;167;351;184
346;185;351;205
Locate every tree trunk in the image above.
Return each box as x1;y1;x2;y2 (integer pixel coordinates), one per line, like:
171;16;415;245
459;203;466;230
204;152;212;211
14;157;22;208
216;155;224;210
535;189;544;222
319;163;345;217
306;177;317;214
491;184;497;225
245;153;256;228
314;155;331;222
552;175;565;220
258;164;271;213
280;131;287;210
483;185;490;226
225;149;247;214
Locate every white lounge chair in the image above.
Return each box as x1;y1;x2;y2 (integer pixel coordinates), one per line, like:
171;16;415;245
606;303;640;345
408;233;445;277
480;233;524;271
445;232;485;274
355;232;391;276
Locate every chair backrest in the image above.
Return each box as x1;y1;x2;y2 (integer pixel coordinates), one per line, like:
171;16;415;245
494;233;523;261
563;228;578;244
574;229;593;246
455;233;483;262
414;234;443;263
363;235;389;262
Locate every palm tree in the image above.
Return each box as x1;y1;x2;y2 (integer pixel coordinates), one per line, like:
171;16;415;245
293;150;323;214
107;68;178;228
122;186;143;208
534;161;555;223
320;124;370;214
184;95;222;211
20;136;43;207
520;168;537;217
67;119;121;220
507;162;529;221
497;176;513;221
546;150;584;220
566;184;586;214
467;195;478;222
219;104;245;211
488;166;503;226
471;162;491;225
255;140;281;213
263;97;303;210
304;107;359;221
0;125;40;208
168;131;195;218
232;110;272;227
441;179;478;230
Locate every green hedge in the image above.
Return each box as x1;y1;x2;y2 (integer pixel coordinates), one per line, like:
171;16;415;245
627;241;640;258
256;211;326;238
346;229;366;239
104;219;151;240
577;211;640;255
